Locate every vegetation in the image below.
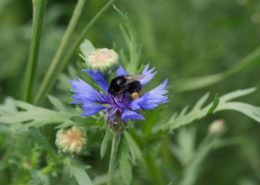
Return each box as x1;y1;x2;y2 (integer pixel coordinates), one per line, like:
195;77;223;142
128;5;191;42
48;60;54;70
0;0;260;185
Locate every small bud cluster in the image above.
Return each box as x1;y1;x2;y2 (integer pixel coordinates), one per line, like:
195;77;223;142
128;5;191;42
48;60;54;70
55;127;86;154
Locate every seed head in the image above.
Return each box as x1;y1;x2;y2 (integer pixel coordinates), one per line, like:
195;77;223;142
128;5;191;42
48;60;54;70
55;127;86;154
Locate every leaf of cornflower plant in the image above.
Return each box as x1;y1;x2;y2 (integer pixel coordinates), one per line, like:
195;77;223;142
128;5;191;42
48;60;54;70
100;128;112;159
79;39;95;61
47;95;67;112
0;98;76;132
119;144;133;185
69;162;94;185
114;5;141;73
172;128;196;166
155;88;259;132
124;132;144;164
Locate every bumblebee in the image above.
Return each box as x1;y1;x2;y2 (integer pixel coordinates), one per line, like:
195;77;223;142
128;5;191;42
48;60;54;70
108;75;142;100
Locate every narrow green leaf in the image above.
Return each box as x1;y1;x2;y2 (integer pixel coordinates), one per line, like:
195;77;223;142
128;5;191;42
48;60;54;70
55;120;77;129
100;129;112;159
124;132;143;163
114;5;141;73
48;95;67;112
70;165;94;185
193;93;210;110
220;88;256;102
35;0;86;104
217;102;260;122
119;145;133;185
176;73;225;92
23;0;47;102
35;0;114;104
173;128;196;165
79;39;95;60
176;46;260;92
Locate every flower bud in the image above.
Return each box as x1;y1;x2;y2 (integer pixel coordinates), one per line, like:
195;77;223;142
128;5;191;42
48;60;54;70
55;127;86;154
208;119;225;135
86;48;119;70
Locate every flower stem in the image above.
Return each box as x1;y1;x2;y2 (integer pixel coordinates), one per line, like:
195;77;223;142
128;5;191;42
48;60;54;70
35;0;114;104
107;133;121;185
35;0;86;104
23;0;47;103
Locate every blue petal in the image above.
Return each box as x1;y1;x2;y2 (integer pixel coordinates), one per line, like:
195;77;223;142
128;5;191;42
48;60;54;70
139;64;157;86
70;79;101;104
81;102;105;116
121;109;144;121
115;65;128;77
83;69;109;91
130;79;168;110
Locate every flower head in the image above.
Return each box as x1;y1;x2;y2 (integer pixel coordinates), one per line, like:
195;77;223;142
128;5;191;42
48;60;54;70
70;65;168;131
85;48;119;70
55;127;86;154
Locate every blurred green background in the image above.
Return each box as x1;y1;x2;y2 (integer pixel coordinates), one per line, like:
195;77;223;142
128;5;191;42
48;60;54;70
1;0;260;184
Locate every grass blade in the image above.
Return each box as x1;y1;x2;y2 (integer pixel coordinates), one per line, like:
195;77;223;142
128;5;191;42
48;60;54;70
176;46;260;92
35;0;86;104
35;0;114;104
23;0;47;102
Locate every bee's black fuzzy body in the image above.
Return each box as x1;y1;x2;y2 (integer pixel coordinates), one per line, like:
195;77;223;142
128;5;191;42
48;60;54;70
108;75;142;97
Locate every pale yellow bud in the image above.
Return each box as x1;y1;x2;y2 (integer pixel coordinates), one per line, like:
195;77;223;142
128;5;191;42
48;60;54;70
55;127;86;154
208;120;225;135
86;48;119;70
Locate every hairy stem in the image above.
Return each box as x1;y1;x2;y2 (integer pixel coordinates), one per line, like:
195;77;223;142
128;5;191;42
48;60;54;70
23;0;47;103
107;133;121;185
35;0;114;104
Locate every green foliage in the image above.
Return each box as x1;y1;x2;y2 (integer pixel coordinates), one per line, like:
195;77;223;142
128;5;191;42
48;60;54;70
156;88;260;132
100;128;112;159
47;95;68;112
114;5;142;73
176;47;260;92
68;160;94;185
0;98;75;132
1;0;260;185
119;144;133;185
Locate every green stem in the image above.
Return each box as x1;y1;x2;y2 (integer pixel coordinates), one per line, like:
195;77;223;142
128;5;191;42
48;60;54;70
107;133;121;185
23;0;47;103
35;0;114;104
145;153;165;185
35;0;86;104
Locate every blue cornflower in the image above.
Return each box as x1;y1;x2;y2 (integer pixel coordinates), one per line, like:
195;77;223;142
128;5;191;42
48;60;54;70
70;65;168;128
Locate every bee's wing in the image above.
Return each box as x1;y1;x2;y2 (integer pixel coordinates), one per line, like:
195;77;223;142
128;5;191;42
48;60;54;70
124;75;143;84
118;86;131;94
115;75;142;94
